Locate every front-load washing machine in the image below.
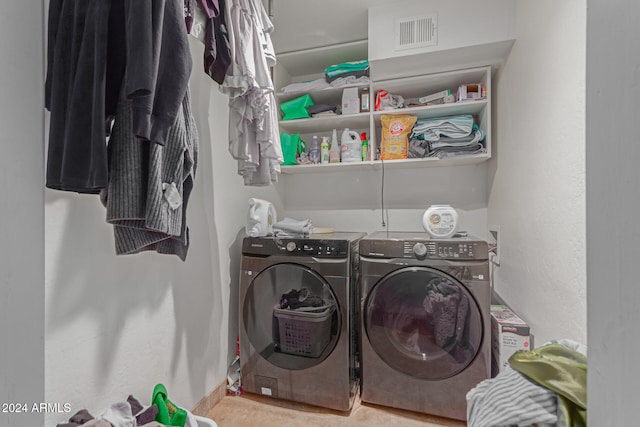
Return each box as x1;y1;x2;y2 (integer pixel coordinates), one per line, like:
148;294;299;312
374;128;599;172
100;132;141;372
359;231;491;420
239;232;365;411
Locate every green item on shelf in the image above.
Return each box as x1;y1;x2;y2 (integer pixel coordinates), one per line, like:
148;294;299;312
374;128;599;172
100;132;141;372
280;94;314;120
152;383;187;427
324;60;369;78
280;133;305;165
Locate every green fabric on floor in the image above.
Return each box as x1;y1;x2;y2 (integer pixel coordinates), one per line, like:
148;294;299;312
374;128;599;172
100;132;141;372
509;343;587;427
152;383;187;427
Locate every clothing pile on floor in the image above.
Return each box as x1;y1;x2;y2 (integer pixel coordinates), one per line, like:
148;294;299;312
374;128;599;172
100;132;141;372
408;114;486;159
56;385;201;427
467;339;587;427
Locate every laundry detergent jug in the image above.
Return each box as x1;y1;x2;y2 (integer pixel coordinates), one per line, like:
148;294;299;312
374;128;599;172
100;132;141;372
422;204;458;239
246;198;277;237
340;128;362;163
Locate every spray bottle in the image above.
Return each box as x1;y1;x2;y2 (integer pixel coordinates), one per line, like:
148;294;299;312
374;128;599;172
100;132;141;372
361;132;369;161
329;129;341;163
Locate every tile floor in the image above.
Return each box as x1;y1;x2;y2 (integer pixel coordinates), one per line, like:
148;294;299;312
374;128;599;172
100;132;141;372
205;392;466;427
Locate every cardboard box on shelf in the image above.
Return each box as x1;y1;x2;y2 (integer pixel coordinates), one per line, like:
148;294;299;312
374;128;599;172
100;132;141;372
457;83;483;102
491;305;531;377
418;89;452;104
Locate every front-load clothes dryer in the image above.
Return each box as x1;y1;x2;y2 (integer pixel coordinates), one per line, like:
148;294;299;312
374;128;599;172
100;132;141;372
239;232;365;411
359;231;491;420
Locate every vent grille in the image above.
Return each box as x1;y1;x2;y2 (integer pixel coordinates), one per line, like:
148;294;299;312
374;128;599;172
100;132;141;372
395;14;438;51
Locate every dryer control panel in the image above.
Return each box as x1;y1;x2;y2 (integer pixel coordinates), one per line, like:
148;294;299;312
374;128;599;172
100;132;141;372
360;236;488;261
403;241;485;260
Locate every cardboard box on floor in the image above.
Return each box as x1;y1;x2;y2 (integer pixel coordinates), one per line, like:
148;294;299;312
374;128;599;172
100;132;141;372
491;305;531;377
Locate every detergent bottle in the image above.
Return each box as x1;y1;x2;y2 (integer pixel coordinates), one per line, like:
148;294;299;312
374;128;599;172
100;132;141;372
329;129;341;163
340;128;362;163
320;136;330;164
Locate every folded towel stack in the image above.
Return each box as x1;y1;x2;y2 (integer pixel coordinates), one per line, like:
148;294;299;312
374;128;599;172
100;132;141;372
273;217;313;237
408;114;486;159
323;60;369;83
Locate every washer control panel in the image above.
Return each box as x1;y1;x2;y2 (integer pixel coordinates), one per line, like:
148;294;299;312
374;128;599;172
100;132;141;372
243;237;350;258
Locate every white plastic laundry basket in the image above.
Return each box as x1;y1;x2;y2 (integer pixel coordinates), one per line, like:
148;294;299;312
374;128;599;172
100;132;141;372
194;414;218;427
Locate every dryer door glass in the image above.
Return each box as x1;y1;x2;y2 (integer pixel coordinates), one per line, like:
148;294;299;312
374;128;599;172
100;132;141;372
243;263;341;370
365;266;483;380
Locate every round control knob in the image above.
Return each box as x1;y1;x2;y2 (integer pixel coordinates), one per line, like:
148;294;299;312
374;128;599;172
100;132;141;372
413;242;427;257
286;242;297;252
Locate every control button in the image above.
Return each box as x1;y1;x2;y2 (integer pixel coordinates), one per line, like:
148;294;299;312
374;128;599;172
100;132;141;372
286;242;296;252
413;243;427;257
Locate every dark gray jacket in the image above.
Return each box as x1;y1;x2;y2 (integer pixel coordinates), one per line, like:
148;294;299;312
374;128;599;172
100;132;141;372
124;0;193;146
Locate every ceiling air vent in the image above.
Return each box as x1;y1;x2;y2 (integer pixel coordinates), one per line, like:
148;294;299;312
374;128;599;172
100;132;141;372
394;14;438;51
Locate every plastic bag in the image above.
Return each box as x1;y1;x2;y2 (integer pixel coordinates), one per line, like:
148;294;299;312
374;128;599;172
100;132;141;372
280;133;305;165
375;89;404;111
280;94;314;120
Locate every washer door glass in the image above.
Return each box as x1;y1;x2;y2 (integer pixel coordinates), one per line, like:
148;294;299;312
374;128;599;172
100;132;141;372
243;263;340;370
365;266;482;380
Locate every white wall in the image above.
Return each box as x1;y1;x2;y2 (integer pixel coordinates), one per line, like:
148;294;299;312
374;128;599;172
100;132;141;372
0;3;45;427
368;0;516;79
586;0;640;423
368;0;516;59
488;0;587;345
43;36;283;425
282;164;489;237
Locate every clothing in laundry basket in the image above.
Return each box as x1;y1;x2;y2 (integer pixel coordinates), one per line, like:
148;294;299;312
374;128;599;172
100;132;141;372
466;366;559;427
467;339;586;427
509;342;587;427
127;395;159;425
68;401;135;427
56;409;95;427
280;288;325;310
